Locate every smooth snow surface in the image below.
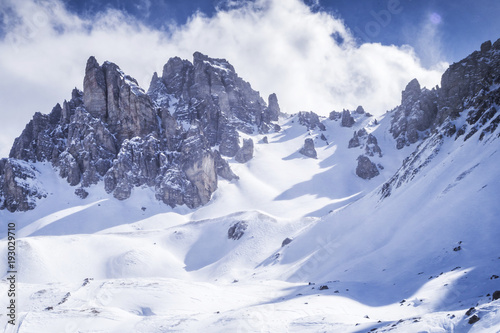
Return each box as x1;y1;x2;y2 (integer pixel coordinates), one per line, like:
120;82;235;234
1;111;500;332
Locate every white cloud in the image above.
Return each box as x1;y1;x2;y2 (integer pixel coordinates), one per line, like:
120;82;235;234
0;0;447;157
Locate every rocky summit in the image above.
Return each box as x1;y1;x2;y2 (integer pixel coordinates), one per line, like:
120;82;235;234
3;53;281;211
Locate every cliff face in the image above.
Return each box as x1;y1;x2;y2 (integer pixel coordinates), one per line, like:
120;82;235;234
3;38;500;213
4;53;281;211
382;39;500;198
390;39;500;150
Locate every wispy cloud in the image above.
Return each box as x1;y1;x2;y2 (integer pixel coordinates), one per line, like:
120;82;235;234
0;0;446;157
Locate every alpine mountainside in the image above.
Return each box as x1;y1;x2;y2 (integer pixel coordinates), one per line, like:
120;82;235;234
1;39;500;332
1;53;280;212
382;39;500;198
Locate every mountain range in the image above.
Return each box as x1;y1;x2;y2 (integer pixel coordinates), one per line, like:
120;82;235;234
1;38;500;332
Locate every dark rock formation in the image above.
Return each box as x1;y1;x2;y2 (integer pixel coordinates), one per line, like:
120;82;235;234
214;150;239;181
365;134;382;157
281;237;293;247
390;79;438;149
152;52;280;152
329;111;342;121
298;111;326;131
355;105;365;114
348;129;367;148
235;138;254;163
0;159;47;212
7;52;281;211
391;38;500;150
356;155;379;179
75;188;89;199
84;57;159;143
341;110;355;127
382;39;500;199
266;93;280;122
493;290;500;301
299;138;317;159
228;221;248;240
348;129;381;157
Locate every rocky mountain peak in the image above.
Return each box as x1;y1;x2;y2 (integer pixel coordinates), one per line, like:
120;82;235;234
401;78;421;102
382;38;500;198
3;52;283;211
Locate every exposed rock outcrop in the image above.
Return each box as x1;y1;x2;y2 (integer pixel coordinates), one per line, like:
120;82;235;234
84;57;159;143
228;221;248;240
341;110;355;127
6;53;277;211
356;155;379;179
348;129;381;157
382;39;500;198
152;52;281;153
329;111;342;121
348;129;368;148
298;111;326;131
355;105;365;114
299;138;317;159
365;134;382;157
0;159;47;212
390;79;438;149
235;138;254;163
214;150;239;181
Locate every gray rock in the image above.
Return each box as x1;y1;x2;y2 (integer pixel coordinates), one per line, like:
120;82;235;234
390;78;438;149
348;133;360;148
83;58;159;143
299;138;317;159
0;159;47;212
480;40;492;53
10;112;54;162
235;138;254;163
219;125;240;157
75;188;89;199
341;110;355;127
179;123;218;205
356;155;379;179
365;134;382;157
494;38;500;50
355;105;365;114
62;89;84;124
329;111;342;121
282;237;293;247
62;106;116;187
214;150;238;181
266;93;281;122
298;111;325;131
348;129;368;149
155;167;201;208
228;221;248;240
156;52;277;147
5;52;284;212
57;151;81;186
83;56;107;119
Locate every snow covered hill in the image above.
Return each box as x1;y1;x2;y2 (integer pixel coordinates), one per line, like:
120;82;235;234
1;39;500;332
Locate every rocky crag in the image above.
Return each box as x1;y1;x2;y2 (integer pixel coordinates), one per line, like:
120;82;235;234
382;39;500;197
2;53;280;211
2;38;500;212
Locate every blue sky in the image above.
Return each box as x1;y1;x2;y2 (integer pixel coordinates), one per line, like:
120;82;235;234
0;0;499;157
61;0;500;65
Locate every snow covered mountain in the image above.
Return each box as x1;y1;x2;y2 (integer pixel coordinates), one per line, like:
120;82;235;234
1;39;500;332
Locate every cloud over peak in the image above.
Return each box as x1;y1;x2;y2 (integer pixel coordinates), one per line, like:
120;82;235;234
0;0;446;157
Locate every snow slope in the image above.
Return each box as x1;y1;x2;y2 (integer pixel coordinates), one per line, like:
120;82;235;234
1;109;500;332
